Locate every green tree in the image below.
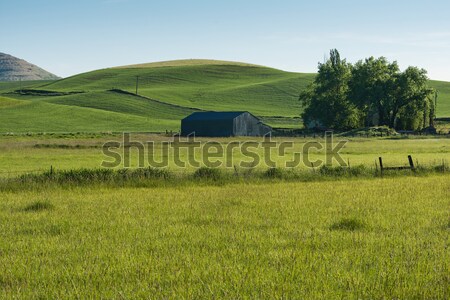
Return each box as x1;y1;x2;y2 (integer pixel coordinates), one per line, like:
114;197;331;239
300;49;361;130
348;57;399;126
300;50;436;131
389;67;434;129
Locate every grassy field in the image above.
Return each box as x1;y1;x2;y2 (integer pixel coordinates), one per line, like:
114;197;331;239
0;134;449;177
0;134;449;298
0;61;449;298
431;80;450;118
0;176;448;298
0;96;27;108
1;59;449;133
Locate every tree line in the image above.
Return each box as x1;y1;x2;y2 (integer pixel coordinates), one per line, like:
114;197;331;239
300;49;437;131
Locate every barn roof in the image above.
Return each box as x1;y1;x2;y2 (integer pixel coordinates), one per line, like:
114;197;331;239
182;111;249;121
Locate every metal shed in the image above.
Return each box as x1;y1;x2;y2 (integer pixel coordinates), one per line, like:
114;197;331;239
181;111;272;137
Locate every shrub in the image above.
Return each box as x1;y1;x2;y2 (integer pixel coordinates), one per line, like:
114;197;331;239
193;167;222;181
319;165;348;176
54;168;115;183
264;167;284;179
319;165;370;177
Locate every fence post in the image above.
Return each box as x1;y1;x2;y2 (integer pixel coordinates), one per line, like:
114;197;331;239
408;155;416;173
379;157;384;176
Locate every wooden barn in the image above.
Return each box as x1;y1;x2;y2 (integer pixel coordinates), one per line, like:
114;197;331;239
181;111;272;137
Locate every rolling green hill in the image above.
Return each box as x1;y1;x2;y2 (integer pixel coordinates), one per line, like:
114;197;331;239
0;96;28;108
0;59;449;133
429;80;450;119
40;61;313;117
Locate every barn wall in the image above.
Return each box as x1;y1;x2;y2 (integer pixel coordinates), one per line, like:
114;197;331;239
233;113;272;136
181;112;272;137
181;119;234;137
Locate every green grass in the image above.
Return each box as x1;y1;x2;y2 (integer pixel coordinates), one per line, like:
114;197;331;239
0;98;180;133
22;200;54;212
41;63;311;117
49;90;196;119
0;60;449;133
429;80;450;117
0;60;448;299
113;58;263;69
0;134;449;177
0;61;313;132
0;80;53;93
0;176;448;298
0;96;27;108
0;133;448;298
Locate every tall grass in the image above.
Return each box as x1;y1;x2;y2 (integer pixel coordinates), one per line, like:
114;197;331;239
1;163;448;191
0;176;448;298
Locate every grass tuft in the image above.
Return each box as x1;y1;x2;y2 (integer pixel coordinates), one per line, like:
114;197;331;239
23;200;54;212
118;167;171;180
330;218;365;231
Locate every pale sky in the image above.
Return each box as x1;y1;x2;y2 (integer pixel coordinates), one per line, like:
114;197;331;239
1;0;450;81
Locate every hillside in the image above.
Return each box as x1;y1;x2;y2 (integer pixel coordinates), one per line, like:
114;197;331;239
429;80;450;119
0;53;60;81
0;59;449;133
113;59;263;69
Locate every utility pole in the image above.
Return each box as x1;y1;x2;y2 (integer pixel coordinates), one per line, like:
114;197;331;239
435;91;438;115
135;76;139;95
431;90;438;128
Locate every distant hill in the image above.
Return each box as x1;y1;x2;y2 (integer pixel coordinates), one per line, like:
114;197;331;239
0;52;59;81
113;59;263;69
0;59;448;133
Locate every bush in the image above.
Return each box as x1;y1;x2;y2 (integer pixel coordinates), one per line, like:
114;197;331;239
319;165;370;177
193;167;222;181
53;169;115;183
319;165;348;176
264;167;284;179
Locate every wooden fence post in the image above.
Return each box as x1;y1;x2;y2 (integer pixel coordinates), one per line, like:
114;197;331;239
379;157;384;176
408;155;416;172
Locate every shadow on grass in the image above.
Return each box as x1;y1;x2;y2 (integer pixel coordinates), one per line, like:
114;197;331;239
330;218;365;231
23;200;54;212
